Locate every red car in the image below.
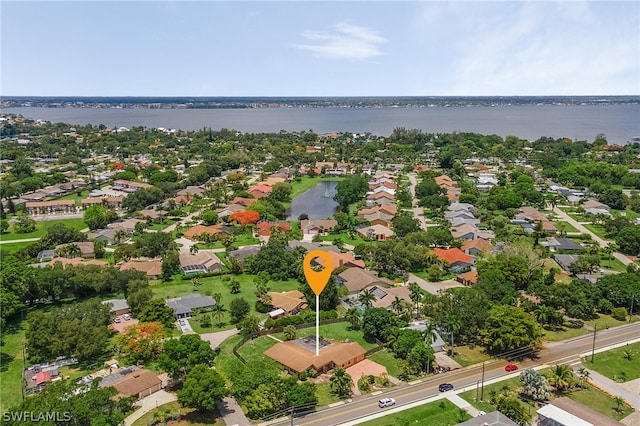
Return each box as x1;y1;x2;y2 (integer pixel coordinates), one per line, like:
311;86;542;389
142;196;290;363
505;364;518;372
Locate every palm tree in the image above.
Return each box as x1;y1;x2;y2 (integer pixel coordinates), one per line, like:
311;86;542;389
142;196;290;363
329;367;353;399
604;244;614;268
535;305;554;327
358;289;375;308
114;229;128;245
345;307;362;330
446;314;462;355
409;283;423;319
577;367;590;388
211;303;226;327
547;364;575;393
189;244;199;255
422;321;439;345
391;296;405;315
58;243;81;258
614;396;625;414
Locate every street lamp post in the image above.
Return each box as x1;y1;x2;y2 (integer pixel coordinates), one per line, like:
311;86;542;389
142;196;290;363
480;360;486;401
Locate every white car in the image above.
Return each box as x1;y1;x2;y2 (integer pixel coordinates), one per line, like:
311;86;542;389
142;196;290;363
113;316;121;323
378;398;396;408
122;314;131;320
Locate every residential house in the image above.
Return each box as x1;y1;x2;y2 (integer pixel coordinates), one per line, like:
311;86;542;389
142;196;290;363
584;207;612;217
336;268;394;293
581;199;610;211
139;209;167;221
312;251;365;272
299;219;338;236
166;294;217;319
81;197;123;210
102;299;130;316
183;224;230;241
362;211;393;228
403;322;446;353
456;270;478;286
55;242;95;258
216;203;246;218
366;191;395;205
554;254;581;272
110;369;162;400
177;186;207;197
448;202;476;213
48;257;108;268
356;224;395;240
536;397;622;426
358;204;397;218
267;290;308;318
108;218;145;234
435;175;457;188
229;197;254;207
449;216;481;228
112;180;152;193
457;412;518;426
25;200;77;215
452;224;479;241
545;237;585;252
461;239;494;256
265;339;366;374
119;260;163;279
179;252;224;274
432;248;475;273
360;285;412;310
227;245;261;262
248;184;272;199
368;181;397;191
88;228;118;245
367;185;396;196
256;221;291;237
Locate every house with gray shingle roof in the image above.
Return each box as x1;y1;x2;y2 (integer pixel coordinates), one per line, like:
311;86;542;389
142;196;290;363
166;294;217;319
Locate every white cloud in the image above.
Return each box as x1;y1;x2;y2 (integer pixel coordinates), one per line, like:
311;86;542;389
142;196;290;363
293;21;387;60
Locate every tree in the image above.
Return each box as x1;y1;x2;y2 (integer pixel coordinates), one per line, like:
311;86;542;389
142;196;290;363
46;223;87;244
269;182;292;202
392;329;424;359
114;322;164;364
125;279;153;316
137;298;176;329
329;367;353;399
211;303;226;327
362;308;396;342
199;210;219;225
178;364;228;411
158;334;217;380
114;243;141;262
240;315;261;337
409;283;423;319
0;219;8;234
480;305;542;354
57;243;81;258
520;368;551;401
495;395;532;426
546;364;576;394
84;205;110;230
614;396;626;414
407;342;435;375
333;174;368;210
161;249;181;280
283;325;297;341
25;298;111;363
358;289;376;308
577;367;591;388
229;210;260;227
14;214;36;233
615;225;640;256
392;213;420;238
229;297;251;323
135;231;175;257
445;314;462;354
345;307;362;330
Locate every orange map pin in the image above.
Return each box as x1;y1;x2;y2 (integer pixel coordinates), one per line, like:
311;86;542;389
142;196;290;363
303;250;333;296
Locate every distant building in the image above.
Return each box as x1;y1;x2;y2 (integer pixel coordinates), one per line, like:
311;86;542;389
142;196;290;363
166;294;217;319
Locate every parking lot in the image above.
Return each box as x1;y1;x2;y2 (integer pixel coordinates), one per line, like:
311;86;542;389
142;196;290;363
111;316;139;334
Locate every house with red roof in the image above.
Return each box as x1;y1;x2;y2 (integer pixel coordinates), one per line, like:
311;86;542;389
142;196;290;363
432;248;475;273
256;221;291;237
248;184;272;199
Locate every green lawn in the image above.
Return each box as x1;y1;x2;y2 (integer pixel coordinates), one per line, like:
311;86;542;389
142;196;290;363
319;231;370;247
289;176;343;198
58;190;90;205
131;401;224;426
0;218;87;241
0;318;27;414
194;233;260;250
459;375;528;413
567;384;634;421
151;274;301;331
359;399;470;426
555;221;579;233
367;349;402;378
583;224;608;240
451;345;492;368
412;271;456;283
585;313;637;330
598;253;628;273
542;325;588;342
271;322;378;351
582;342;640;382
315;382;342;406
0;241;38;253
148;218;179;231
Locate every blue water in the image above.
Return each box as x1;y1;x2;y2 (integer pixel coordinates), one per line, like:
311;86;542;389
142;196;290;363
3;103;639;144
287;180;339;220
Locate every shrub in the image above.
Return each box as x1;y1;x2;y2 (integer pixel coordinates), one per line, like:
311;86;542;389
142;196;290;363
299;370;308;381
611;307;628;321
308;368;317;378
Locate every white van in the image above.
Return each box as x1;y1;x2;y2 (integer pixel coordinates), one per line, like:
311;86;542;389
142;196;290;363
378;398;396;408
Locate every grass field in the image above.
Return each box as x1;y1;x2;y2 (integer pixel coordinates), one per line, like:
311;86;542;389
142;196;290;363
270;322;378;351
367;349;402;378
554;221;579;233
0;241;38;253
131;401;224;426
148;218;179;231
318;231;370;247
451;345;492;367
58;190;91;205
567;384;634;420
194;233;260;250
0;217;86;241
583;223;608;240
598;253;628;273
541;325;588;342
0;318;26;414
151;274;301;332
582;342;640;382
289;176;343;199
359;399;470;426
315;382;342;406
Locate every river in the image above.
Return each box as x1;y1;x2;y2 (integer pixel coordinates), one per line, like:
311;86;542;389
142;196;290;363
286;181;339;220
3;103;639;144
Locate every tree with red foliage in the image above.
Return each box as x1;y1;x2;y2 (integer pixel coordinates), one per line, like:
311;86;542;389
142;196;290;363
229;210;260;226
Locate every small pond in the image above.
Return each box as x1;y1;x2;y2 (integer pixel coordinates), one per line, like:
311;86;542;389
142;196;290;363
286;180;339;220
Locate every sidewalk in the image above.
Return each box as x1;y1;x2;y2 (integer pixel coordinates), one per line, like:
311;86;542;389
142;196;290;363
447;393;482;417
124;390;177;426
577;367;640;410
215;396;251;426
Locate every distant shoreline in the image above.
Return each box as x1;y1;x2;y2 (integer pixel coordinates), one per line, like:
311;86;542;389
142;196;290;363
2;95;639;110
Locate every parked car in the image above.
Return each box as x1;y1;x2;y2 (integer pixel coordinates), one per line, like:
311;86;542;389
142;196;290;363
378;398;396;408
505;364;519;372
113;316;121;323
439;383;454;392
122;314;131;321
178;319;186;326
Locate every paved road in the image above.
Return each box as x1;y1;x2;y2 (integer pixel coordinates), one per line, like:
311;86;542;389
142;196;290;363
0;237;41;245
407;173;428;231
267;322;640;426
553;206;633;266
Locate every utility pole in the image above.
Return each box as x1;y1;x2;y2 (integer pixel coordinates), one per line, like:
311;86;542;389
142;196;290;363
480;360;486;401
630;295;634;324
591;323;597;363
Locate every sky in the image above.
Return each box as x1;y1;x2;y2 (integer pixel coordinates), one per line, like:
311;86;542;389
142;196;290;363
1;1;639;96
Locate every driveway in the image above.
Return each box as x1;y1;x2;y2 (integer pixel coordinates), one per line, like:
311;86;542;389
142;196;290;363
199;328;239;350
124;390;177;426
177;318;194;334
553;206;633;266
